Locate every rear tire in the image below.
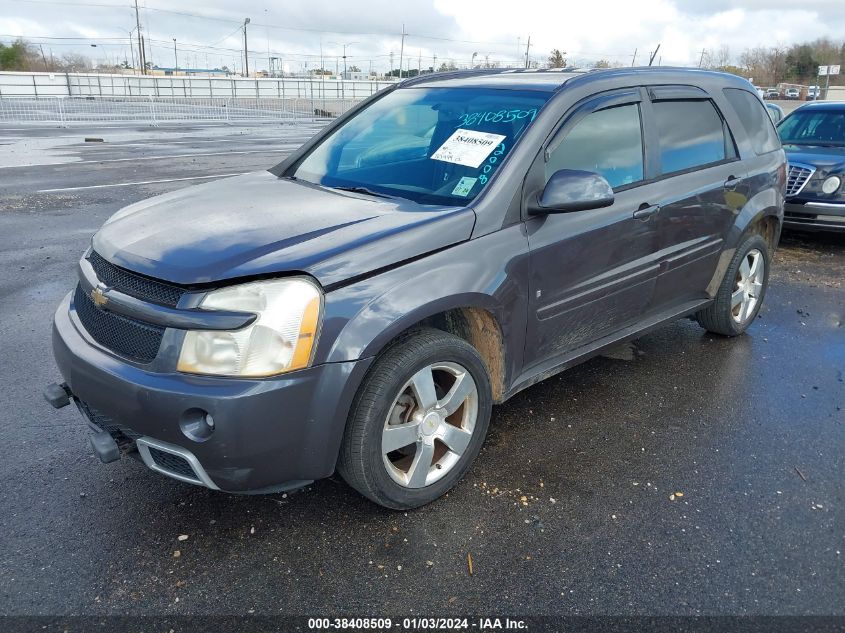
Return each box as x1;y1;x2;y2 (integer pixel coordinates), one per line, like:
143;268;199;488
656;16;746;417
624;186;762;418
696;234;770;336
338;328;492;510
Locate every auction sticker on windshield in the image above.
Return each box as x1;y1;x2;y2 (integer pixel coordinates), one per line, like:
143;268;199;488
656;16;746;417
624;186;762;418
431;129;507;168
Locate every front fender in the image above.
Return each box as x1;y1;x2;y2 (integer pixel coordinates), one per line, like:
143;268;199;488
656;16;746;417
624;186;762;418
313;224;531;392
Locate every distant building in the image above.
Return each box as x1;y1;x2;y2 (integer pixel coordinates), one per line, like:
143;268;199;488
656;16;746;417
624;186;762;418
341;70;368;80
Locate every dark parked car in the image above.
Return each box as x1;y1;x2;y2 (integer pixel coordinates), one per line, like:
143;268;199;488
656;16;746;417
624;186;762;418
46;68;786;509
778;101;845;232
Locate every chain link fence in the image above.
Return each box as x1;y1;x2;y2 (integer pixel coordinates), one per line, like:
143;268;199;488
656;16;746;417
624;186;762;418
0;95;362;126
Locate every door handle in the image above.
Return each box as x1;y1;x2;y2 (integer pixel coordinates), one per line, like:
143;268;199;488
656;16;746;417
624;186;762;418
632;204;660;220
724;176;743;191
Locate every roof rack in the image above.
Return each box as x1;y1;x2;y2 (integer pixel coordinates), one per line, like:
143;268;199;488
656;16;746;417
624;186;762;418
397;66;591;88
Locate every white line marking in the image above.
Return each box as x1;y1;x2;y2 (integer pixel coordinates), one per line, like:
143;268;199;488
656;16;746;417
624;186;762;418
1;149;291;170
38;172;249;193
78;149;287;163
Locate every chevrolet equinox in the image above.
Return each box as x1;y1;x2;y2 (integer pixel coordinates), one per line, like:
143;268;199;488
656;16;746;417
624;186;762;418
46;68;786;509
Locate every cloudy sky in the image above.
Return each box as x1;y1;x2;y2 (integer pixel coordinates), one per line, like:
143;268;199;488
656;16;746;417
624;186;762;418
1;0;843;73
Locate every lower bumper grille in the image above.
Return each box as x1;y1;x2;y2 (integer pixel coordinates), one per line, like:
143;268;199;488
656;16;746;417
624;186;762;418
147;447;197;479
73;284;164;363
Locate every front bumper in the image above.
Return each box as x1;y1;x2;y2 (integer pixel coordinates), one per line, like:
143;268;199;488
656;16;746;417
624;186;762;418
784;200;845;233
52;292;372;493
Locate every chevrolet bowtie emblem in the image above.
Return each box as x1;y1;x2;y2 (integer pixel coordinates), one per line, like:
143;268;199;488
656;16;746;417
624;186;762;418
90;285;109;308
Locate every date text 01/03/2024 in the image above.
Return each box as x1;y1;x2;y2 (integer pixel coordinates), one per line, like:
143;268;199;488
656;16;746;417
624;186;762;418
307;617;528;630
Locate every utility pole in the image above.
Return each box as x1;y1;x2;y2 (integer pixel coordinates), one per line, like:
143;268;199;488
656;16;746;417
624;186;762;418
698;48;706;68
128;30;136;74
39;44;49;71
631;48;637;67
398;24;406;79
418;49;421;75
242;18;251;77
173;38;178;74
524;35;531;69
134;0;146;74
648;43;660;67
389;51;394;76
516;37;521;66
433;54;437;72
141;35;147;73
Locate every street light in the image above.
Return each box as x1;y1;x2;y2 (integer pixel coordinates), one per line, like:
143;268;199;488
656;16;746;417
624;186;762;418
173;38;178;75
329;41;358;79
471;52;478;69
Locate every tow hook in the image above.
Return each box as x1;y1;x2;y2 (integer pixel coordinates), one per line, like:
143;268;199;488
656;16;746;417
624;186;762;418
43;382;72;409
89;430;121;464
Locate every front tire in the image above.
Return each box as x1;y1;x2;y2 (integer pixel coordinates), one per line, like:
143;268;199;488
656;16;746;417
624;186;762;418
338;328;492;510
696;234;770;336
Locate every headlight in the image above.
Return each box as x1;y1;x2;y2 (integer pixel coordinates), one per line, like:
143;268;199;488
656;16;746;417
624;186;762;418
821;175;842;194
177;278;322;377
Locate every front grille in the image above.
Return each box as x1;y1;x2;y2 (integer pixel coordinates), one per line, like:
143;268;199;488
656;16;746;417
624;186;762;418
74;284;164;363
786;164;815;196
78;399;141;451
147;447;197;480
88;250;186;307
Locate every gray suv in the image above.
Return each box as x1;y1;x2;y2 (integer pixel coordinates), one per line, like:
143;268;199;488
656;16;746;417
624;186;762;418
46;68;786;509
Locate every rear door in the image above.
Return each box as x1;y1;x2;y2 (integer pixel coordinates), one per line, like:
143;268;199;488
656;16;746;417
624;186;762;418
523;88;665;369
642;87;747;309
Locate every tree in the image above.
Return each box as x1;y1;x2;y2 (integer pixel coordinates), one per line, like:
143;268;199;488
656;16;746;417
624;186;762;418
437;61;457;72
593;59;611;68
0;39;40;71
784;44;815;82
58;53;92;72
548;49;566;68
348;65;361;73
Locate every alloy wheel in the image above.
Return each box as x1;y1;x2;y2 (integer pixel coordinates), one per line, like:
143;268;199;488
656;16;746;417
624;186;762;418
381;362;478;488
731;248;765;324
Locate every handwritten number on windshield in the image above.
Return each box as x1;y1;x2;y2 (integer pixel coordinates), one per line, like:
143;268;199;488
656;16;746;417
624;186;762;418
477;142;506;185
457;109;538;128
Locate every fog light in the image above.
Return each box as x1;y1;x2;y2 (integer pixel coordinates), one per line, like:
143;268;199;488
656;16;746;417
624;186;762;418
179;408;215;442
821;175;841;194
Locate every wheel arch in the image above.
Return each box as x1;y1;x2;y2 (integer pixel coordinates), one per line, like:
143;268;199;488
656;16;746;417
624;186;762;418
706;188;782;297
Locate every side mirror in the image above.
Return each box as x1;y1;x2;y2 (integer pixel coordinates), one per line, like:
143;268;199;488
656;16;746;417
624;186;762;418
528;169;615;215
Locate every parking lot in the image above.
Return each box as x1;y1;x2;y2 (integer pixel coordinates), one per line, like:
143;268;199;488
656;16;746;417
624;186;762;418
0;121;842;616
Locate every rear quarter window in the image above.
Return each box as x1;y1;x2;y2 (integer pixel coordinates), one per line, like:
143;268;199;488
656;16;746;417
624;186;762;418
723;88;782;155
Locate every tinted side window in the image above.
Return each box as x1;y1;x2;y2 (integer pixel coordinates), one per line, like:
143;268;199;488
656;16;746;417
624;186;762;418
546;103;644;189
723;88;781;155
653;100;727;174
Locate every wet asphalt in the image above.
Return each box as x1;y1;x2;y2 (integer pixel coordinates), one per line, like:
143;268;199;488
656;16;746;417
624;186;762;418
0;123;842;617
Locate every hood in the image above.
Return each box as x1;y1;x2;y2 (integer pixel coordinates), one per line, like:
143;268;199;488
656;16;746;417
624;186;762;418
93;171;476;287
784;144;845;172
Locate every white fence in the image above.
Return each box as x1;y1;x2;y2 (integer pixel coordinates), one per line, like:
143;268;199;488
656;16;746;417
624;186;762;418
0;72;394;125
0;95;361;126
0;71;394;99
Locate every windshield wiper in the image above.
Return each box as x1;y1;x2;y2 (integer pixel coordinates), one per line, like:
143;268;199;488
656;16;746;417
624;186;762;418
331;185;395;199
784;141;844;147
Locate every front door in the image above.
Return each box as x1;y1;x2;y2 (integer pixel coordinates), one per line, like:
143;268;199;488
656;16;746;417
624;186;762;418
523;90;664;370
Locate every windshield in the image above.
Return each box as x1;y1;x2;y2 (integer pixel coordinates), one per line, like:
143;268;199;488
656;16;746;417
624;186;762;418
778;109;845;147
292;87;552;205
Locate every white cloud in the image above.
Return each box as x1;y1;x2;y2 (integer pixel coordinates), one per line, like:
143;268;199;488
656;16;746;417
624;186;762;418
1;0;843;71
